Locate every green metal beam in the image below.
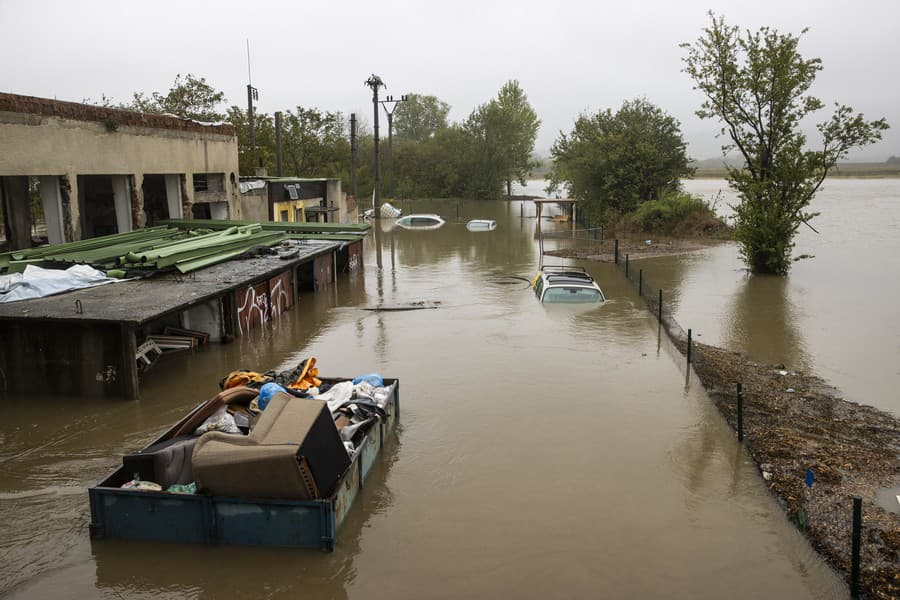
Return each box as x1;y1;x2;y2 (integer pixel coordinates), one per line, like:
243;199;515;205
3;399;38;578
158;218;370;234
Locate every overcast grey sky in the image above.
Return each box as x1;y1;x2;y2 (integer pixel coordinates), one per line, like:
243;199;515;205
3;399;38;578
2;0;898;160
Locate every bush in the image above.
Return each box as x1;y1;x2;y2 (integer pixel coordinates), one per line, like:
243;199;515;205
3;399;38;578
632;191;727;236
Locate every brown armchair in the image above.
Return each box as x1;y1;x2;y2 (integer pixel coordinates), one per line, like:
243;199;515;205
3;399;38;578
192;392;351;500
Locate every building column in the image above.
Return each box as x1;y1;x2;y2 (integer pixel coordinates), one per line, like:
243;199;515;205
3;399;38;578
228;172;241;220
39;176;65;245
164;174;182;220
63;173;79;241
326;179;342;223
180;173;195;219
130;173;146;230
111;175;131;234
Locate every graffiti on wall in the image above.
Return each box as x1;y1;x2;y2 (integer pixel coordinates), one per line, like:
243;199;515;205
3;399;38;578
346;240;362;272
235;270;295;335
237;282;269;335
269;271;292;319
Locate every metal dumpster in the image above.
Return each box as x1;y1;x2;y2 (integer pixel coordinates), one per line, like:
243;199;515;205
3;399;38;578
88;378;399;551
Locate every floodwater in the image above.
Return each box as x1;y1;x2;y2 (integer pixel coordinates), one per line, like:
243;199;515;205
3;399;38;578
677;178;900;416
6;186;889;598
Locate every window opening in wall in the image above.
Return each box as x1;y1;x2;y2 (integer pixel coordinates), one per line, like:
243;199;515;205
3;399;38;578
192;202;212;219
28;177;46;243
193;173;225;193
0;189;9;252
193;174;208;192
0;182;5;248
78;175;118;239
0;176;51;249
142;175;168;226
280;209;289;221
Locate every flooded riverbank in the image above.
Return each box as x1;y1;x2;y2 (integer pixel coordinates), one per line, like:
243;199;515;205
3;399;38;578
3;190;894;597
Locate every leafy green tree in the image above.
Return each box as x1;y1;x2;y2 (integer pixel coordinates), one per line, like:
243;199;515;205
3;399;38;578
393;94;450;142
226;106;351;178
461;81;540;198
682;13;889;274
493;81;541;195
226;106;276;175
128;74;227;122
549;98;693;223
462;105;505;198
280;107;349;178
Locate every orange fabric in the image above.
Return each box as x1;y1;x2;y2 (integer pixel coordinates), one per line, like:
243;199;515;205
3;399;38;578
221;370;270;390
287;357;322;391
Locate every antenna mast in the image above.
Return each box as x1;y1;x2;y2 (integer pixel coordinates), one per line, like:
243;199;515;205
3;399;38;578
246;40;259;162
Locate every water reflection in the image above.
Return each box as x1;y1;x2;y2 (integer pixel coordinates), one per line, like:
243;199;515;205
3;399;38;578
721;272;811;372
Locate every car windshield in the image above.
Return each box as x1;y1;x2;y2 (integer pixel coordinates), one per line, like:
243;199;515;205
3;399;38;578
543;286;603;303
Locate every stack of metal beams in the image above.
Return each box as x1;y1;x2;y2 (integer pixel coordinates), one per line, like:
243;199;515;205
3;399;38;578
0;219;369;276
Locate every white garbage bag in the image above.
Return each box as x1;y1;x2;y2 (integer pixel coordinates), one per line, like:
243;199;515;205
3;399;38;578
0;264;117;303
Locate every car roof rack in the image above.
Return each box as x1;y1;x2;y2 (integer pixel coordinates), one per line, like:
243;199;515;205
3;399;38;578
542;265;588;273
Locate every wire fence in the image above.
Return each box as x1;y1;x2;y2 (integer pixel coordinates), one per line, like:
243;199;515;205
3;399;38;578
539;226;604;242
613;247;690;352
610;240;872;598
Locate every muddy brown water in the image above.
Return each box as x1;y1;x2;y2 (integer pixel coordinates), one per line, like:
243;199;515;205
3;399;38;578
6;186;893;598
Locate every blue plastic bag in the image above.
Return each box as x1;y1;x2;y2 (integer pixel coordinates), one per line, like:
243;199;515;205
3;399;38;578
258;382;287;411
352;373;383;387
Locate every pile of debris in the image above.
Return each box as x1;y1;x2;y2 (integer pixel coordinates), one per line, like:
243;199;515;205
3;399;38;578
688;341;899;599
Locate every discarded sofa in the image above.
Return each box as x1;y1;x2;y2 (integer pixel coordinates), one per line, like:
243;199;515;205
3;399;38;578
192;391;351;499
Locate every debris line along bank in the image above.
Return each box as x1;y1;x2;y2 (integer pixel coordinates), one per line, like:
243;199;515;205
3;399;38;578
612;242;900;600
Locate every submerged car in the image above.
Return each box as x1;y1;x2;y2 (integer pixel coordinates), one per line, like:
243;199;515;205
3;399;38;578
466;219;497;232
532;265;606;303
395;214;446;230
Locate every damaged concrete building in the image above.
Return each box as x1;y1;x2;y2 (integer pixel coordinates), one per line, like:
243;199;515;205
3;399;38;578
0;92;367;399
0;92;241;251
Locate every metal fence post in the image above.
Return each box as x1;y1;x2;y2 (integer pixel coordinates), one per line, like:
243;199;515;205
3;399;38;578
687;328;692;364
658;289;663;324
625;254;629;278
851;496;862;598
614;239;619;265
737;383;744;442
639;270;643;297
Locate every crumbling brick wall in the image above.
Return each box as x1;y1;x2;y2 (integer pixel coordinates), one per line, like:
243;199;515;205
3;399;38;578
0;93;234;137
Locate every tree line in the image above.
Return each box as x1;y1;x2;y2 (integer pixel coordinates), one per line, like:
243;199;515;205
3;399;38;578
92;11;889;275
96;75;539;202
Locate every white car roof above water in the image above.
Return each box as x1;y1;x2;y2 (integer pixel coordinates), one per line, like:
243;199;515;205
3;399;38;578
533;265;606;303
396;214;446;229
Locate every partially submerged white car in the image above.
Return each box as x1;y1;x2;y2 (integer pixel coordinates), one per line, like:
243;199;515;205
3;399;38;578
395;214;446;230
532;266;606;303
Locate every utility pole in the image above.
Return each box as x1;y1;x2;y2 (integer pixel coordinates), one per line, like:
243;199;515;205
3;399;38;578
365;74;385;217
247;84;259;170
379;94;407;199
275;111;283;177
350;113;358;206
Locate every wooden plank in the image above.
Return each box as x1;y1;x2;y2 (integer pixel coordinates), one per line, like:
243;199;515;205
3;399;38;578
163;326;209;345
